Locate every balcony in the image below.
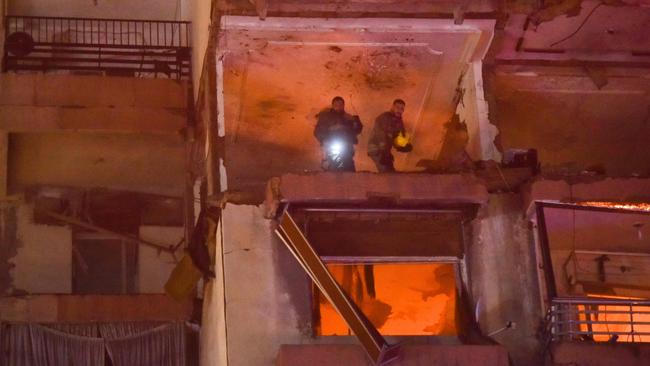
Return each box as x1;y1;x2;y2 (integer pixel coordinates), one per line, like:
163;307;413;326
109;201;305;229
3;15;191;79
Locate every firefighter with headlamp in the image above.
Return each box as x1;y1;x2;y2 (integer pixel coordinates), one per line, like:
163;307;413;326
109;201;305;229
314;96;363;172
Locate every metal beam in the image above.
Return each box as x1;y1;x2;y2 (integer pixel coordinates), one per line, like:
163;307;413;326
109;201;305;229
37;209;175;254
535;202;558;300
275;211;399;365
537;200;650;216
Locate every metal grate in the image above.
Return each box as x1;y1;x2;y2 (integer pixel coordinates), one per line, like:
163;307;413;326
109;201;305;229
550;298;650;343
3;15;191;79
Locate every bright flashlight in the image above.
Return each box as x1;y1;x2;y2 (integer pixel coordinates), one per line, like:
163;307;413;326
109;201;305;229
329;141;344;155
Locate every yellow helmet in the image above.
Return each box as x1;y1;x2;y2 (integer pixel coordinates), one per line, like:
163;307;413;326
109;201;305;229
394;132;410;148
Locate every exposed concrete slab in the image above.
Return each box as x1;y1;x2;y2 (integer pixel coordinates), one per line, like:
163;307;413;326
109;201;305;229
0;106;186;134
0;74;187;134
524;178;650;211
9;133;185;197
0;74;187;108
0;295;58;323
276;344;509;366
276;172;489;205
550;342;650;366
0;74;36;105
0;294;192;322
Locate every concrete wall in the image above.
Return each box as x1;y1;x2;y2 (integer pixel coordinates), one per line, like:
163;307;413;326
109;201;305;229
487;66;650;176
199;213;228;366
3;201;182;295
221;204;314;366
0;73;188;197
138;225;184;293
10;203;72;294
468;194;542;366
9;133;185;197
0;74;187;133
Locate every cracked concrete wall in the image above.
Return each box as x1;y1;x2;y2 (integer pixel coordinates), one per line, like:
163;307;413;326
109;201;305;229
9;203;73;294
487;66;650;176
2;202;185;296
220;204;314;366
468;194;543;366
458;61;500;162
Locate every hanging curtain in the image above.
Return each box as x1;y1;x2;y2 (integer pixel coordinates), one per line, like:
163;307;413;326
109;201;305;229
0;323;34;366
101;322;186;366
43;323;99;337
29;324;105;366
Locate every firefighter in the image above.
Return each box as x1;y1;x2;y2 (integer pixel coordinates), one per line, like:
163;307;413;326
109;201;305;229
367;99;413;173
314;96;363;172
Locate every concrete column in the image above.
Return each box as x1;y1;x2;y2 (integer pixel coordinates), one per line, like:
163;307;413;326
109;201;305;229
459;62;501;162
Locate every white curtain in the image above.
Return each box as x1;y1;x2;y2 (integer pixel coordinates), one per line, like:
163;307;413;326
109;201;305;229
29;324;105;366
101;322;186;366
0;323;33;366
1;322;185;366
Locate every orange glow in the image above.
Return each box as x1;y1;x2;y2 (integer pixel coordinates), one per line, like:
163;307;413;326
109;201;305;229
577;201;650;212
316;263;457;336
578;295;650;342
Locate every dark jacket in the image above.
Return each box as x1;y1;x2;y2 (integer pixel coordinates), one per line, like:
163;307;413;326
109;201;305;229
314;109;363;145
367;111;406;156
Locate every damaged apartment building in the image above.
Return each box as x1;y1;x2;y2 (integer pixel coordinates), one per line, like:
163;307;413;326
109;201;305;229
1;0;650;365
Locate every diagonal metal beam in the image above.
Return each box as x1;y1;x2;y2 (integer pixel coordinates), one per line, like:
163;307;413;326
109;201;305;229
37;209;175;253
275;211;400;365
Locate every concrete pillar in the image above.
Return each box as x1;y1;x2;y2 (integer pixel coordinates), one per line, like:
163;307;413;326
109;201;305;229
468;194;543;366
459;62;501;162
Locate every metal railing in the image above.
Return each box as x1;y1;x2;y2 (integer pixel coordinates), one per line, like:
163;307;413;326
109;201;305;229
549;298;650;343
3;15;191;79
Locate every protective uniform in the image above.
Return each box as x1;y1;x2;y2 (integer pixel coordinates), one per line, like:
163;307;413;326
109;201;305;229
314;108;363;171
367;111;411;172
314;109;362;144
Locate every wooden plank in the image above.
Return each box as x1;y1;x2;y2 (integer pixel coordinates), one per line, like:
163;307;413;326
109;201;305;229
568;251;650;291
275;211;399;365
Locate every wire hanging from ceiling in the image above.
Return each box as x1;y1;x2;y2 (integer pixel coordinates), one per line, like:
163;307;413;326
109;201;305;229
549;2;604;47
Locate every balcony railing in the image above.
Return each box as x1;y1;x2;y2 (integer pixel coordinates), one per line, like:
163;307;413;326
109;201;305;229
549;298;650;343
3;15;191;79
